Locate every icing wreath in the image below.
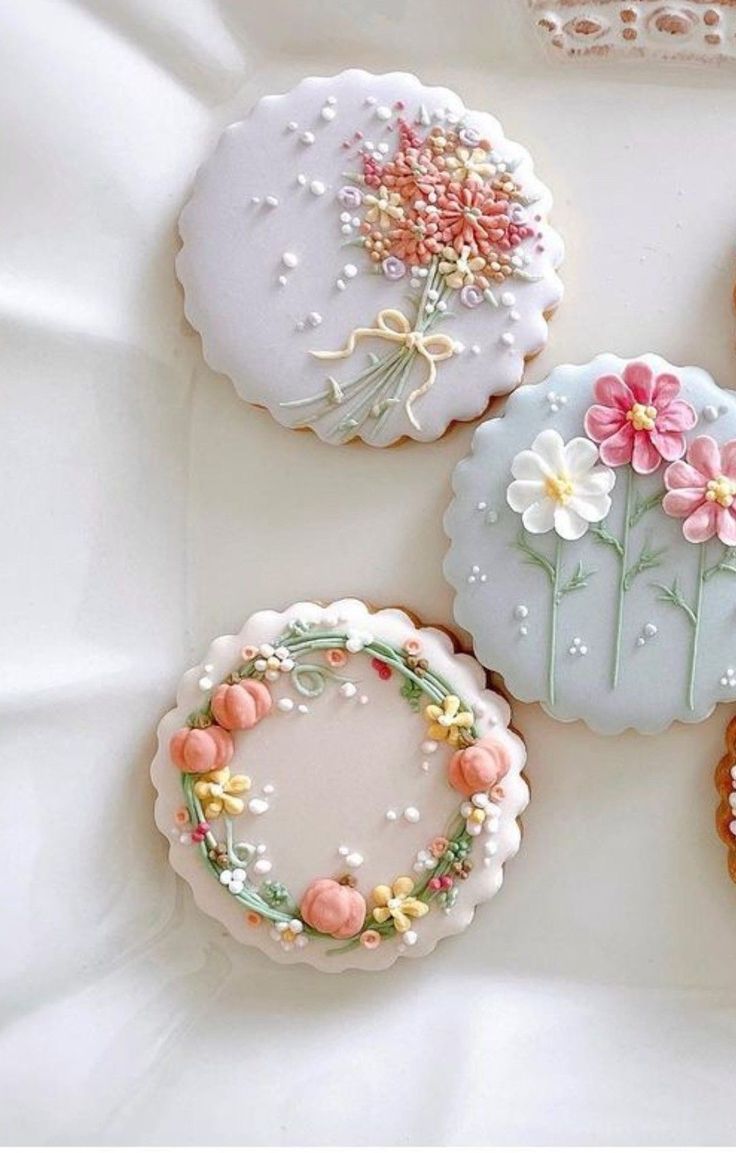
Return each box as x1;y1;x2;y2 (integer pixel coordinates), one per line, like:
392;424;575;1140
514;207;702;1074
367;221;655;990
445;354;736;734
177;70;563;447
152;601;528;970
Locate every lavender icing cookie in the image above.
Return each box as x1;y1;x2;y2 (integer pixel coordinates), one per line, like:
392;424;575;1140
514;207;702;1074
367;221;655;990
151;599;528;971
177;69;563;446
445;354;736;734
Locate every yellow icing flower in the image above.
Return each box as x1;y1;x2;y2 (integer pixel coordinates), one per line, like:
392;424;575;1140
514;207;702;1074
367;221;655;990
446;146;495;183
438;244;487;290
363;184;405;229
371;876;429;934
194;767;251;819
425;694;474;745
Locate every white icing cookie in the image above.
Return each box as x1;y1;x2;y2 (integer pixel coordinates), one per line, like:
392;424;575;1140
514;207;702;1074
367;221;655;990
445;354;736;734
177;69;563;447
151;599;528;971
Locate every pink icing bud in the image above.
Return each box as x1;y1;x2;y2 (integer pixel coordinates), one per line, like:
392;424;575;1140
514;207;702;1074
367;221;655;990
169;725;234;774
300;877;367;940
448;735;511;797
211;679;272;730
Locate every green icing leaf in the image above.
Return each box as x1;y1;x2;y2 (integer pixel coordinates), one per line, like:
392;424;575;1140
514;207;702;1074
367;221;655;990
400;676;423;711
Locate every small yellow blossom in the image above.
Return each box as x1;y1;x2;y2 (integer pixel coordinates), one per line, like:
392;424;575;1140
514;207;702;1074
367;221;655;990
371;876;429;934
194;767;251;819
438;245;488;290
446;146;495;183
363;185;405;230
425;694;474;745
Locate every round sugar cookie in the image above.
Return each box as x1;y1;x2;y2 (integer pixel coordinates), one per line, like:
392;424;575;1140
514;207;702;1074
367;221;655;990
177;69;563;447
151;600;528;971
715;715;736;884
445;354;736;734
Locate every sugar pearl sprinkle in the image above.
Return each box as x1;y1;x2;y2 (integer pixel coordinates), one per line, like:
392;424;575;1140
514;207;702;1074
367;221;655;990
720;668;736;689
514;604;529;638
547;390;568;414
403;806;421;824
281;252;298;269
636;622;659;648
467;564;488;584
568;637;588;657
703;404;727;423
338;845;364;869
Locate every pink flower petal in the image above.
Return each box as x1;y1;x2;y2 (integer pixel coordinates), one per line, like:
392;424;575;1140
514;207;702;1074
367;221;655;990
651;372;681;410
593;373;633;412
662;487;705;518
683;501;718;543
717;506;736;546
631;431;662;475
649;428;687;463
719;439;736;477
656;398;697;433
687;435;722;480
622;362;654;404
584;404;625;443
598;424;634;468
664;460;707;490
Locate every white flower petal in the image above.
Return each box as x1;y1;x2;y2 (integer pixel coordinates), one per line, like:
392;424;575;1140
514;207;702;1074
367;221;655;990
574;468;616;497
521;498;556;534
510;448;550;482
563;436;600;478
568;490;612;523
553;504;590;541
507;479;545;513
530;428;567;475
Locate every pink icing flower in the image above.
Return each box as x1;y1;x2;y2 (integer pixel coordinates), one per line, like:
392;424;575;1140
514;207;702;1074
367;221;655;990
360;929;381;950
404;637;422;657
663;436;736;545
584;362;697;475
326;648;348;668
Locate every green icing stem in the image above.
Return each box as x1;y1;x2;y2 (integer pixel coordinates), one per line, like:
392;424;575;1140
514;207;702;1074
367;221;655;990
687;541;707;713
612;467;633;690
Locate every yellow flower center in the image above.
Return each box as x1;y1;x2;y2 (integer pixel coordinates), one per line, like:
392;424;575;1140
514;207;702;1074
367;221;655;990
544;473;574;505
626;403;657;431
706;475;736;507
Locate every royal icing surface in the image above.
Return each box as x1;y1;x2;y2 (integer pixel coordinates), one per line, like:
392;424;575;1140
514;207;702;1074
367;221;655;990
177;70;563;447
715;714;736;884
151;600;528;971
445;354;736;734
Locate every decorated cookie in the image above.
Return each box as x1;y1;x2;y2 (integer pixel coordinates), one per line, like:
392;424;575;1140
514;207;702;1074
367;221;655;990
151;599;528;971
177;69;563;446
715;715;736;884
445;354;736;734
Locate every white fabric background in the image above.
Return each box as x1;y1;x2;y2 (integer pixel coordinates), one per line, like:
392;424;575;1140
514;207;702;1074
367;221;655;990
2;0;736;1144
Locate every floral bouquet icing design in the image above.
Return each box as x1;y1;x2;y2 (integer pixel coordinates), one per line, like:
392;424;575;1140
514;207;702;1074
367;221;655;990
445;355;736;734
176;70;563;446
151;600;528;971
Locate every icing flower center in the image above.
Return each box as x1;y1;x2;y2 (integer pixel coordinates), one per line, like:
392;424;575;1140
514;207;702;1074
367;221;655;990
706;475;736;507
544;473;574;504
626;402;657;432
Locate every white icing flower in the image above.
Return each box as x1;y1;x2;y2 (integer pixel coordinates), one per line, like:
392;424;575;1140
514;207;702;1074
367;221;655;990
254;643;295;681
461;794;500;837
412;848;438;874
271;919;308;951
345;628;373;653
219;867;247;894
506;429;615;541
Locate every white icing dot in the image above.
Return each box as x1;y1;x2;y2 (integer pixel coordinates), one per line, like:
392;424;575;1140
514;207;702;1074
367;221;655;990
386;809;397;821
282;251;298;269
265;195;279;207
346;852;364;868
421;761;430;772
279;276;288;288
339;682;357;698
403;806;421;823
287;120;298;131
320;106;336;121
402;930;418;946
310;180;326;196
277;697;294;713
376;105;392;120
296;173;307;186
263;784;275;796
365;96;377;106
253;859;272;875
307;311;322;327
248;798;269;816
343;263;358;278
519;625;528;637
297;704;309;714
421;740;438;754
703;405;721;422
643;623;658;638
501;333;515;347
338;845;349;857
250;195;261;205
359;694;369;705
501;291;516;306
514;605;529;620
477;501;487;511
336;278;347;290
509;310;521;322
256;844;266;854
300;131;315;145
326;95;337;105
203;663;214;673
471;344;481;355
198;676;213;692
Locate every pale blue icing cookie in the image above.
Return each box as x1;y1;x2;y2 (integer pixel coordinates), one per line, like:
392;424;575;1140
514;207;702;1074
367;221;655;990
445;354;736;734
